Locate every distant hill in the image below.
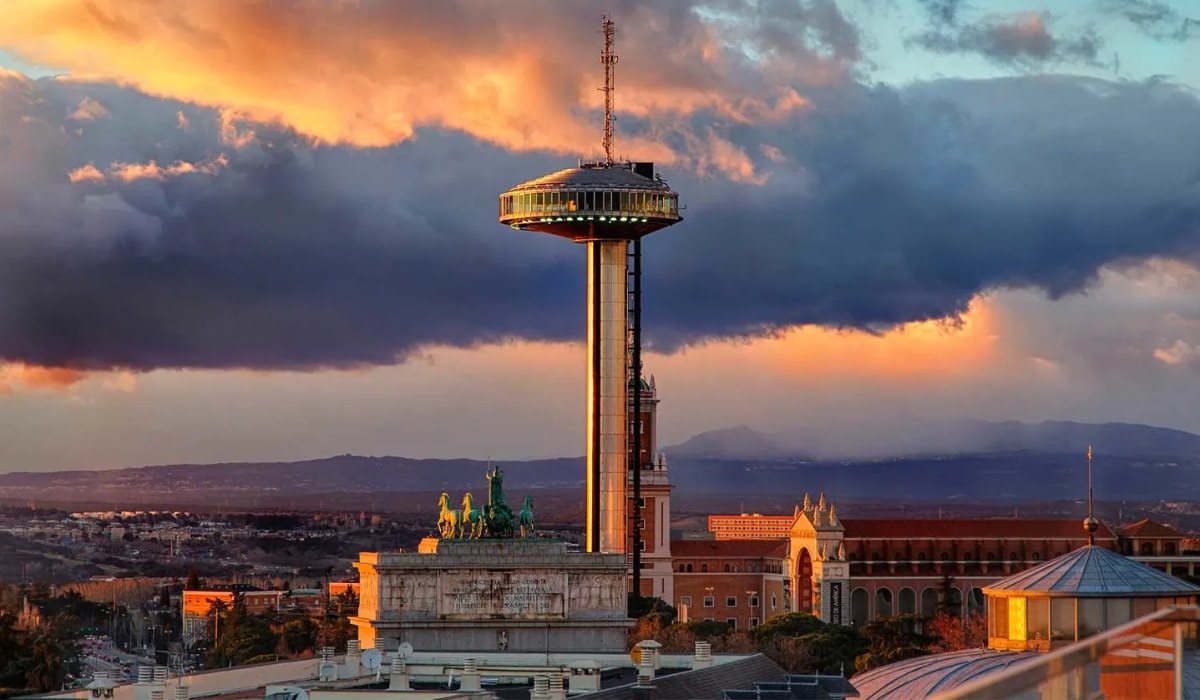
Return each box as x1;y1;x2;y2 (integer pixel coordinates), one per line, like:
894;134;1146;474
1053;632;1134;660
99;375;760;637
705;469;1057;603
665;420;1200;460
1;420;1198;510
666;425;794;459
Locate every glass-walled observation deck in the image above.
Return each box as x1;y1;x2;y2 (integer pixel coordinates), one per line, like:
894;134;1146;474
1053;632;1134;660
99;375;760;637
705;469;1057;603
499;187;679;222
498;163;681;240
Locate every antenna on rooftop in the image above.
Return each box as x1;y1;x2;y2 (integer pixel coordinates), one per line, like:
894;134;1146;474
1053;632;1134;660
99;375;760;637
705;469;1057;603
1084;444;1098;546
600;15;618;164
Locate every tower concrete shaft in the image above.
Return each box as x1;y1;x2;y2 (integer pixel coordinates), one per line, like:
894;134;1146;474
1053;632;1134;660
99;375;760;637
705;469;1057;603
587;239;629;554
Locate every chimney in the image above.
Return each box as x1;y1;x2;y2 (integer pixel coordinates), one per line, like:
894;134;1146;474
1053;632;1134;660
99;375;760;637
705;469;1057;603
460;658;481;693
388;654;410;691
636;640;663;670
637;650;655;682
341;640;361;679
693;641;713;669
318;646;337;682
530;675;551;700
548;672;566;700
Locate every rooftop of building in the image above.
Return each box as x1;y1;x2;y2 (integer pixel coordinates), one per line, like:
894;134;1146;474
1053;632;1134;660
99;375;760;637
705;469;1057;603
851;648;1040;700
1120;518;1187;538
855;644;1200;699
840;518;1118;541
501;163;674;193
672;539;790;558
183;584;264;594
982;543;1200;597
582;654;789;700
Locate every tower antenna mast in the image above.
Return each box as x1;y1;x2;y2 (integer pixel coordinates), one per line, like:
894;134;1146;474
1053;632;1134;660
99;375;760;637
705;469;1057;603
1085;444;1098;546
600;15;618;165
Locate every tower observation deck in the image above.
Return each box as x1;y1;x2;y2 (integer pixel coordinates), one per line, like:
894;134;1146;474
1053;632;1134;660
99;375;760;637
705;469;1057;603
497;16;683;559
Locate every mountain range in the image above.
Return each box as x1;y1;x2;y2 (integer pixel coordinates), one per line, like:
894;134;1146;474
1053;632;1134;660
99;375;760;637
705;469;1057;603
0;420;1197;510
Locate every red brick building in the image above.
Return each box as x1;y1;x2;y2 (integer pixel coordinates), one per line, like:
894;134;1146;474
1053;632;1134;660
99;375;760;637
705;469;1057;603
671;539;790;631
707;501;1196;627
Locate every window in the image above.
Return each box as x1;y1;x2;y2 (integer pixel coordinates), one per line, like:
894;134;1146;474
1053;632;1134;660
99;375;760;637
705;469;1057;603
701;564;708;572
637;497;646;508
771;594;777;610
749;595;760;608
726;596;738;607
726;617;738;630
680;596;692;607
637;519;646;530
750;617;760;627
1165;542;1178;555
703;596;715;608
723;564;731;572
703;617;714;622
1141;542;1154;555
638;540;646;551
686;564;693;572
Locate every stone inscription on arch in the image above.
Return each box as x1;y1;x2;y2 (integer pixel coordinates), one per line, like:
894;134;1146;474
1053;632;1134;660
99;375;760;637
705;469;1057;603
439;571;567;620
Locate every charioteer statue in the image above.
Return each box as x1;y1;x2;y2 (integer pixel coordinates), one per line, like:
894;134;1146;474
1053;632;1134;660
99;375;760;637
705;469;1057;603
437;465;536;539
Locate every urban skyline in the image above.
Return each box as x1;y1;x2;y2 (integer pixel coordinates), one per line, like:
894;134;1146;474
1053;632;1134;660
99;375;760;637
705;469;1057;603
2;1;1200;472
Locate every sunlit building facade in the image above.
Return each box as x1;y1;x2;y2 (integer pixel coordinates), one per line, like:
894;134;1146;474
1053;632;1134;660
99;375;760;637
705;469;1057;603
702;504;1198;628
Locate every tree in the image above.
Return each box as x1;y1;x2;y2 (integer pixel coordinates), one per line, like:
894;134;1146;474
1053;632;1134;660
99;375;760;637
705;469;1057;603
926;611;988;652
855;614;936;673
796;626;868;675
280;618;319;656
205;595;279;668
186;568;203;591
0;611;25;690
937;576;962;616
749;613;826;642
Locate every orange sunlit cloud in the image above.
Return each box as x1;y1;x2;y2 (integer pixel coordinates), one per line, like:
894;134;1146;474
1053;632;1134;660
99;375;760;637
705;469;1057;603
0;363;88;394
399;297;1000;388
658;297;1000;382
0;1;826;181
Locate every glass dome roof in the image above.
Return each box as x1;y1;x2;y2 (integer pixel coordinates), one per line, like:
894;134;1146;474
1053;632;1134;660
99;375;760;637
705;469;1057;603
984;545;1200;597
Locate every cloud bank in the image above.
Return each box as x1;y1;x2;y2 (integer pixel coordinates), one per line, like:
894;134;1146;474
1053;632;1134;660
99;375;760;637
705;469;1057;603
0;3;1198;372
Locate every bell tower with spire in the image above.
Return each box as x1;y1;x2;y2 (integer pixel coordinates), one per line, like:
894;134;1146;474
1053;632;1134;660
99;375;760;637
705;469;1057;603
628;372;674;602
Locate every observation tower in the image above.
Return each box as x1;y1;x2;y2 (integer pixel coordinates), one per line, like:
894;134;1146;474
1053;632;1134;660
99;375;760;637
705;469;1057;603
498;16;683;567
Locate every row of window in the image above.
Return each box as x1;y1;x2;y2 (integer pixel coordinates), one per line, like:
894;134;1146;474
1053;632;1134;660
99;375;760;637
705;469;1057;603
988;595;1189;642
849;585;983;625
853;551;1055;563
676;562;784;573
499;189;679;219
679;594;763;608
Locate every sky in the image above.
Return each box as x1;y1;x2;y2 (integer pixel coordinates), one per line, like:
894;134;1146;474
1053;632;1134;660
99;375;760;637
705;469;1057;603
1;0;1200;471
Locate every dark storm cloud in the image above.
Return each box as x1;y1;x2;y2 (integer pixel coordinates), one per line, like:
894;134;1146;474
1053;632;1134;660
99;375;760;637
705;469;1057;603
644;76;1200;346
3;72;1200;369
908;11;1103;67
917;0;966;26
1100;0;1199;41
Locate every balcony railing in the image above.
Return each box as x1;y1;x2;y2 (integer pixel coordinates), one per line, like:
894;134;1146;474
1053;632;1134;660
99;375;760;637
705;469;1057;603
930;605;1200;700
